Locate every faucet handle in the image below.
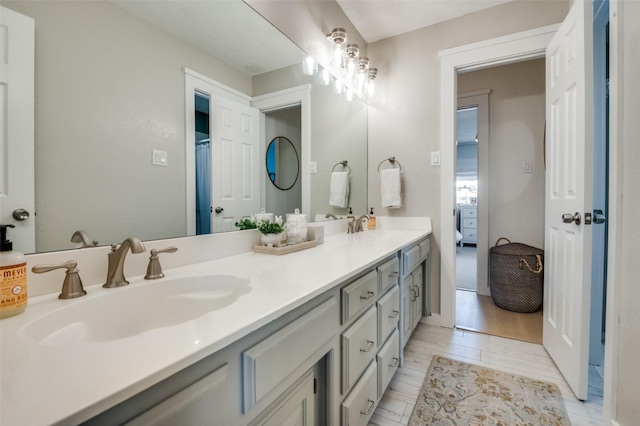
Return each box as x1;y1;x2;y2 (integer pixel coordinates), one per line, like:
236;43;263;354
144;246;178;280
32;260;87;299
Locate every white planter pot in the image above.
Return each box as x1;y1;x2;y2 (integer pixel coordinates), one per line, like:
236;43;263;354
261;233;282;247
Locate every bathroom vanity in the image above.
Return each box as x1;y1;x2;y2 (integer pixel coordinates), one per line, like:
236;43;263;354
0;218;431;426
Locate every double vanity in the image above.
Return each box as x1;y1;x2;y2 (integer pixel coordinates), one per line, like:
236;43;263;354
0;218;432;425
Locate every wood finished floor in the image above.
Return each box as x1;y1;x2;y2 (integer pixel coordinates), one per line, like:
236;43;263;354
368;322;604;426
455;289;543;344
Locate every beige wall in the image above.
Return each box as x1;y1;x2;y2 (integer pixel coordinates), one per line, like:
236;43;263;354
5;1;250;252
367;1;569;313
458;59;546;250
613;1;640;422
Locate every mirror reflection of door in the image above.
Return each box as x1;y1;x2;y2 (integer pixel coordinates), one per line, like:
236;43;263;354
194;92;211;235
264;108;302;218
456;106;478;292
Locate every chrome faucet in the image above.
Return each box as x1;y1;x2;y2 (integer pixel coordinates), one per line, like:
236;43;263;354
71;229;98;248
354;215;370;232
325;213;338;220
103;237;146;288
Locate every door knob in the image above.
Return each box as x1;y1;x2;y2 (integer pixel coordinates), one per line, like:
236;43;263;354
562;212;581;225
212;206;224;214
12;209;30;221
593;209;607;224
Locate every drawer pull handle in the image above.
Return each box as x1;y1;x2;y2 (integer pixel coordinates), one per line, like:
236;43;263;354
388;271;399;278
360;291;375;300
413;285;420;298
410;288;417;302
360;399;375;415
389;357;400;368
388;310;399;319
360;340;375;352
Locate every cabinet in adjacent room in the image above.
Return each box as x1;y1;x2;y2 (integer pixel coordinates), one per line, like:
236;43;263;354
460;205;477;246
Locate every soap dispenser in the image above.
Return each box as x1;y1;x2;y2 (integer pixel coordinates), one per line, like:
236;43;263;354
368;208;376;230
0;224;28;319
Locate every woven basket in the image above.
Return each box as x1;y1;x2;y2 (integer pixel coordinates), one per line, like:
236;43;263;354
489;237;544;313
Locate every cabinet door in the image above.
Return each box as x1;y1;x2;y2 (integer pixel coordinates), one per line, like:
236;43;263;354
125;364;229;426
401;273;413;348
411;266;423;331
252;371;315;426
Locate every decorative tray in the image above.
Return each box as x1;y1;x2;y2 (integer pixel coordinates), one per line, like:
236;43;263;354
253;239;318;255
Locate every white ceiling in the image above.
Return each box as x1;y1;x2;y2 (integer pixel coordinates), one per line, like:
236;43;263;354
336;0;513;43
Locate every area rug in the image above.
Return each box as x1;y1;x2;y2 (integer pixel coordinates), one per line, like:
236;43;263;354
409;355;571;425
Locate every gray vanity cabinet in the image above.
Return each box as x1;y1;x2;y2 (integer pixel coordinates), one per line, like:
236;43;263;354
249;370;315;426
400;237;431;348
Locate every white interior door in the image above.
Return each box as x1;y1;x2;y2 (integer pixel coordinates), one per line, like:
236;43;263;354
0;7;35;253
210;95;260;232
543;0;593;400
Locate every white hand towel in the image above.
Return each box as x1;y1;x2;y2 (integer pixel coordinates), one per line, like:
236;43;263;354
329;172;349;208
381;168;402;208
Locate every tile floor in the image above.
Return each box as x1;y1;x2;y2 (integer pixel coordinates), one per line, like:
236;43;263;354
369;322;604;426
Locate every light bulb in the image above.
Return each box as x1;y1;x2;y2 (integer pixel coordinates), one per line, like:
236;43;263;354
319;69;332;85
302;55;318;76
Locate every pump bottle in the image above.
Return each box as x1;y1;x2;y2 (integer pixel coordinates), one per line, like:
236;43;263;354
0;225;27;319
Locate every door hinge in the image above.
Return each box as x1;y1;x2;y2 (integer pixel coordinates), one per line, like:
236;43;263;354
585;212;592;225
313;378;317;394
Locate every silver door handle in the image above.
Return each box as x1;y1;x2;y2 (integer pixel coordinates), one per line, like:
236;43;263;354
593;209;607;224
12;209;30;221
562;212;581;225
212;206;224;214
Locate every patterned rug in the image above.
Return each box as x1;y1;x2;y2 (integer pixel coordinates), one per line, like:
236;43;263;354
409;355;571;425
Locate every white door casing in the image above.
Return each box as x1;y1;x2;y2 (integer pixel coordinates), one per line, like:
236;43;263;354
543;0;593;401
210;96;260;233
0;7;35;253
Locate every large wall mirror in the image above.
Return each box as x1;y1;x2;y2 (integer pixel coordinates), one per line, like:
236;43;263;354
4;0;368;254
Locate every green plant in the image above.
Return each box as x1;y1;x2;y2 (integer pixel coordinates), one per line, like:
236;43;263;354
235;218;257;230
256;217;285;235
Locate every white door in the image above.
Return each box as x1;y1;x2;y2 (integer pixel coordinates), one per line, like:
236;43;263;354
0;7;35;253
543;0;593;400
210;95;260;232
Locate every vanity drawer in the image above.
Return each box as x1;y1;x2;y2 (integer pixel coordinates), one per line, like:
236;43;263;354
341;360;378;426
243;297;337;412
342;270;378;323
377;257;399;294
377;285;399;346
402;245;421;276
342;306;378;392
377;329;400;398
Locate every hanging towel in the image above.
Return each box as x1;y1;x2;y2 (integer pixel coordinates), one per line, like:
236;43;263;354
329;172;350;208
381;168;402;208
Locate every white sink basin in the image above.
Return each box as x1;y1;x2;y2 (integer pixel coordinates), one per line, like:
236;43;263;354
18;275;251;346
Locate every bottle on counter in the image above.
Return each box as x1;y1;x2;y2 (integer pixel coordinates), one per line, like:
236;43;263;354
346;207;354;220
0;224;28;319
368;207;376;230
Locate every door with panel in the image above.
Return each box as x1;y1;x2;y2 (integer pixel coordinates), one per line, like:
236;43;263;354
543;0;594;400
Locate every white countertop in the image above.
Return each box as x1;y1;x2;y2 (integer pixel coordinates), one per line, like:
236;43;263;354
0;225;430;425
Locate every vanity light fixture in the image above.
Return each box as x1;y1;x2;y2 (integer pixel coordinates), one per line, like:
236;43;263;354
302;54;318;76
327;27;379;100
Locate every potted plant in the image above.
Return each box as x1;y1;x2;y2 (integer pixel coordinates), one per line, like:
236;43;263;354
257;216;285;247
235;217;257;230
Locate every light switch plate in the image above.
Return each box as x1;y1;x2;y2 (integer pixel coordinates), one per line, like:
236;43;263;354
522;161;533;173
152;150;168;167
310;161;317;174
431;151;441;166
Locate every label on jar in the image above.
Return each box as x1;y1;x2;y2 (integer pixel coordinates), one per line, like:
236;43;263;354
0;262;28;311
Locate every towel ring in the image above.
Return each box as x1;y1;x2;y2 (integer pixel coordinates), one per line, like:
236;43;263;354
377;157;403;172
332;161;352;174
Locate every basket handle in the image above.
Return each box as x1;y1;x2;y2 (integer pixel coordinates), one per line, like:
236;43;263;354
494;237;512;246
519;255;543;274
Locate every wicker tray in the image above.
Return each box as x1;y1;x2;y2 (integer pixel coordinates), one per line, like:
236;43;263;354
253;239;317;255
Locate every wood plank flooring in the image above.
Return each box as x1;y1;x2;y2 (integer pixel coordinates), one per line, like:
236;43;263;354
455;289;543;344
368;322;604;426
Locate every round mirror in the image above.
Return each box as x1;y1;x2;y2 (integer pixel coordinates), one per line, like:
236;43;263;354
266;136;299;190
